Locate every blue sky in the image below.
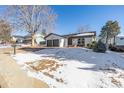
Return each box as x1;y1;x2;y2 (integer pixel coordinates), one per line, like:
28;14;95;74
52;5;124;36
0;5;124;36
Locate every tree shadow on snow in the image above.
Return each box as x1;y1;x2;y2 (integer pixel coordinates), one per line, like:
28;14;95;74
19;47;56;52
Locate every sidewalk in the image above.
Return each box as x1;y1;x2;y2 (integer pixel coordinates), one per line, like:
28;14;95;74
0;48;48;88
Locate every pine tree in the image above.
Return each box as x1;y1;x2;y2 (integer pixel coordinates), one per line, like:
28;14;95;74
99;20;120;49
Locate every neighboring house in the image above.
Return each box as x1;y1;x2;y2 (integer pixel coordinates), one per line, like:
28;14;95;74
23;35;32;44
11;35;24;43
115;35;124;46
23;33;45;45
45;32;96;47
100;34;124;46
34;34;45;45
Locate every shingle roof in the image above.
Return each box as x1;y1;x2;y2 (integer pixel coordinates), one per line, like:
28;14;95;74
12;35;24;38
44;31;96;39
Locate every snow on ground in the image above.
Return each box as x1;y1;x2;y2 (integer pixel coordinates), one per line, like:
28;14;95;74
12;48;124;88
0;44;11;48
12;53;42;65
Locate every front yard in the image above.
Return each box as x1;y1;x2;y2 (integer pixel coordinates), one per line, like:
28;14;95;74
11;47;124;88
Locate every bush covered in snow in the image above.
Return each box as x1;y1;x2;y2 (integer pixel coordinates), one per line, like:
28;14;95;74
87;41;97;49
93;40;106;53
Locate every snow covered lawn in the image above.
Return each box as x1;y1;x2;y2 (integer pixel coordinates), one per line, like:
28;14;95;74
12;48;124;88
0;44;11;48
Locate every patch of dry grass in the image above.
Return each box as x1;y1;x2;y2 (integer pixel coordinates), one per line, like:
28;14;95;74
43;72;64;83
27;59;63;72
111;77;121;87
26;59;65;83
43;72;54;78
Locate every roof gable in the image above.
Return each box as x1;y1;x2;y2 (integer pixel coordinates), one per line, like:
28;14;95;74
45;33;64;39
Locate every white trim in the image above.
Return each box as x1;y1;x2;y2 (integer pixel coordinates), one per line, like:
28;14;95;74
73;33;95;37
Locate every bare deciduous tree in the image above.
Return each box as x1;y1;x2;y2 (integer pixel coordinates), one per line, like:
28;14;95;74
0;20;12;42
6;5;57;46
77;25;91;33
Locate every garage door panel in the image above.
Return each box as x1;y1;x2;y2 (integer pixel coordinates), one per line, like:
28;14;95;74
53;39;59;47
47;40;52;47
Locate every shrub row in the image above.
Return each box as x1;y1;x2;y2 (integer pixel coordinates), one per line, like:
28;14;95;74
87;40;106;53
87;41;124;53
109;45;124;52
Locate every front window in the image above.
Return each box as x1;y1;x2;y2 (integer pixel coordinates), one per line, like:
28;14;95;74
78;37;85;46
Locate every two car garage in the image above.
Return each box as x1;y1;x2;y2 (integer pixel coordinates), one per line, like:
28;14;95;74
45;33;65;47
47;39;59;47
